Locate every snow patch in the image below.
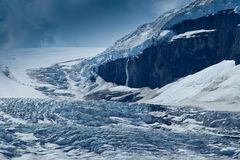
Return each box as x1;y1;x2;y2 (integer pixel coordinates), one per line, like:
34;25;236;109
170;29;216;41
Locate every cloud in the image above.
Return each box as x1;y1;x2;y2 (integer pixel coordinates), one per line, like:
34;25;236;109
0;0;62;48
153;0;193;15
0;0;194;49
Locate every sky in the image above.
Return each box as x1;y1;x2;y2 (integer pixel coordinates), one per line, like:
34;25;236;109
0;0;194;49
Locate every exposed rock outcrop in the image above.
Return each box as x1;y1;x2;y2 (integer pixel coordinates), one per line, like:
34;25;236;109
98;9;240;89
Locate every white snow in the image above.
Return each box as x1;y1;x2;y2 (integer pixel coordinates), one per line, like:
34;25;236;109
109;85;138;92
234;6;240;14
141;60;240;111
170;29;216;41
0;47;105;70
0;71;44;98
88;60;240;112
0;47;105;98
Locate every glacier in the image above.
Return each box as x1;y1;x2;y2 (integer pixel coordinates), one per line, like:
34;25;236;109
0;99;239;159
0;47;105;98
0;0;240;159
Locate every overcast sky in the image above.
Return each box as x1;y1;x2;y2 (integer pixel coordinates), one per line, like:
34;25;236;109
0;0;194;49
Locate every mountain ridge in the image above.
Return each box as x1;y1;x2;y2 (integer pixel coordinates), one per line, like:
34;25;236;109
99;8;240;88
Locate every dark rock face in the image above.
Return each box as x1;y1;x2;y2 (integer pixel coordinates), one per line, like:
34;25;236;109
98;10;240;89
85;90;142;102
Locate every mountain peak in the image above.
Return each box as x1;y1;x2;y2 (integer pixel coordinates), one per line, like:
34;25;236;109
104;0;240;57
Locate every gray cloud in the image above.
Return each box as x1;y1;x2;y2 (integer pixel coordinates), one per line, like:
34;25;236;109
0;0;59;48
0;0;194;49
153;0;193;14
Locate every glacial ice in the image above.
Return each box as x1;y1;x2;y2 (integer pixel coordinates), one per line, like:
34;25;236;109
0;98;239;159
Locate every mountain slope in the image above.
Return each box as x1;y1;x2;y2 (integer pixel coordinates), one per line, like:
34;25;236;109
99;8;240;88
57;0;240;94
104;0;240;56
0;69;44;98
140;60;240;111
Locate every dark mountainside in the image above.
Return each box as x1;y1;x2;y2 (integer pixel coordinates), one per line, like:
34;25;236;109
98;9;240;89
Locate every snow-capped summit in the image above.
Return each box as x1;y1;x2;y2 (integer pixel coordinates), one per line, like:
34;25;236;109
104;0;240;58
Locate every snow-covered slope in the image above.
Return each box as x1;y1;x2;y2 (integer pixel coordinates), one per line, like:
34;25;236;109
0;47;105;98
0;70;44;98
141;61;240;111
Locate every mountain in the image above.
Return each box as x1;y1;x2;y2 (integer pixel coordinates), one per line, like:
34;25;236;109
11;0;240;111
99;0;240;89
105;0;240;55
104;0;240;52
83;0;240;111
1;1;240;159
34;0;240;94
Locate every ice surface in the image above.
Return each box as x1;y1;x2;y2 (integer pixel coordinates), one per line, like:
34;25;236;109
0;98;238;159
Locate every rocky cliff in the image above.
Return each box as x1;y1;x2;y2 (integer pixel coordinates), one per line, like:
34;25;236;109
98;9;240;89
